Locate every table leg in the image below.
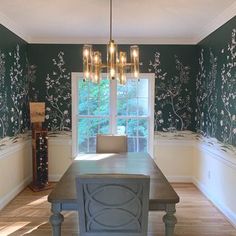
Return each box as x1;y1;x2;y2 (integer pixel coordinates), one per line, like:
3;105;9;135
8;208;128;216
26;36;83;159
163;203;177;236
49;203;64;236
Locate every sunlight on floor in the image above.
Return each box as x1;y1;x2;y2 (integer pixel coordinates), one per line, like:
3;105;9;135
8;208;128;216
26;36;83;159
75;153;116;160
0;222;29;235
28;196;47;206
23;221;48;235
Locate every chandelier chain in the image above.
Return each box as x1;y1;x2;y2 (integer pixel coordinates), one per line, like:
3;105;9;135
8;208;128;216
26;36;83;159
110;0;112;41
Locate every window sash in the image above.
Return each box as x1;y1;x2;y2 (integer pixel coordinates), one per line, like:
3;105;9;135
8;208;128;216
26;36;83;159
72;73;155;157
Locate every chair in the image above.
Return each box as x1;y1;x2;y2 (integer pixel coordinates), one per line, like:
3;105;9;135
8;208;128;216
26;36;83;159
76;174;150;236
96;134;128;153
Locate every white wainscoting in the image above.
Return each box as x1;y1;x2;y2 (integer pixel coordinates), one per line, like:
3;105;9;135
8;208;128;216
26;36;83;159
0;138;32;210
48;133;73;181
1;131;235;228
193;143;236;228
154;131;236;228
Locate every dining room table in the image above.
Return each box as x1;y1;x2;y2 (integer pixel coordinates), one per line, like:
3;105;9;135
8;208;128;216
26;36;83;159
48;152;180;236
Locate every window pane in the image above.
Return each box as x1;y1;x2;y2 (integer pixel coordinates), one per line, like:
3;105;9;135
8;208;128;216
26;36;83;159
99;119;110;134
78;117;110;153
127;119;138;136
78;80;89;115
88;97;99;115
78;118;89;137
128;137;137;152
117;84;127;98
88;80;110;115
117;119;126;135
89;137;96;153
89;118;99;135
137;79;148;98
88;118;110;138
127;98;138;116
79;136;88;153
138;119;148;136
138;98;148;115
117;118;138;136
117;98;127;116
138;138;147;152
99;80;110;115
76;75;153;154
127;80;137;98
78;118;89;153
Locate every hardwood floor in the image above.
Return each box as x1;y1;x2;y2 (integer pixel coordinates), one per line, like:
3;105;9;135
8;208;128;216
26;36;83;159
0;183;235;236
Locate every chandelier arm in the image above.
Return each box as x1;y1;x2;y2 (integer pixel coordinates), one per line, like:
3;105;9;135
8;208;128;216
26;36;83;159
82;0;140;84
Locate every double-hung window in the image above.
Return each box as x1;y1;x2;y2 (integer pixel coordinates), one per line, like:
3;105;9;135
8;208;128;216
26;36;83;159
72;73;155;157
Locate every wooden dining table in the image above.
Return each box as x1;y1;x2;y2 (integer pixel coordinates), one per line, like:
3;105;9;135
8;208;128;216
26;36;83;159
48;152;179;236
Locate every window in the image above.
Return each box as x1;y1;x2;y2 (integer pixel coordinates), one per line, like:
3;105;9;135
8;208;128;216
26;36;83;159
72;73;155;157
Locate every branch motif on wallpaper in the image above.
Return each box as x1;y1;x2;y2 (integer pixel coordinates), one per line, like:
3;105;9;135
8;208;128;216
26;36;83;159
196;49;217;137
45;51;71;131
26;58;37;102
149;52;192;131
220;28;236;145
196;29;236;147
0;51;9;138
9;45;29;136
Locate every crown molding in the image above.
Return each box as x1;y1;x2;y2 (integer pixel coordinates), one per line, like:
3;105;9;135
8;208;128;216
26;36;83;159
195;2;236;43
29;36;197;45
0;11;30;42
1;3;235;45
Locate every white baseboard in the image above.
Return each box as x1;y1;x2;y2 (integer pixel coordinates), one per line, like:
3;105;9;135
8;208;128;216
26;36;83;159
193;177;236;228
0;176;32;210
49;175;62;182
166;175;193;183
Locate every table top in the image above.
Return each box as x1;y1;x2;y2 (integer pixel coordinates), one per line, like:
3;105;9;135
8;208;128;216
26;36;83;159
48;153;179;209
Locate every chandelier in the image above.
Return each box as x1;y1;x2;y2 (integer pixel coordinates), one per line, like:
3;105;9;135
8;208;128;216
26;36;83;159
82;0;139;85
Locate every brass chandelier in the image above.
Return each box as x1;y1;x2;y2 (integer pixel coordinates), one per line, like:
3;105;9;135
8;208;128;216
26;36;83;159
82;0;139;85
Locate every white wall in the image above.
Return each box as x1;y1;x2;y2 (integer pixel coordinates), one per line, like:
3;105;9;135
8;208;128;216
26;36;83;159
193;142;236;227
154;139;194;183
0;131;235;228
48;135;72;181
0;138;32;210
154;132;236;228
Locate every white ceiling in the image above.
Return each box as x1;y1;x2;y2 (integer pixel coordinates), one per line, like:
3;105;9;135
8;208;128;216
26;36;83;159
0;0;236;44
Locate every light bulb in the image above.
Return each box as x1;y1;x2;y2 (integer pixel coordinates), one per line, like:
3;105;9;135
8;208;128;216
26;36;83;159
132;50;137;58
110;68;115;77
110;44;115;54
83;49;89;57
134;71;139;78
85;71;90;78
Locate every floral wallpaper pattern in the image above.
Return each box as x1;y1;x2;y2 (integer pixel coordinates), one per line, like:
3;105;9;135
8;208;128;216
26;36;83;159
220;29;236;145
45;51;71;131
9;45;29;136
149;52;192;132
0;25;30;139
196;28;236;146
196;49;218;137
1;18;235;151
0;50;8;137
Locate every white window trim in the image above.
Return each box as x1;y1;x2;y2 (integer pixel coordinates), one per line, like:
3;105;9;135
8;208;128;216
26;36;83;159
71;72;155;158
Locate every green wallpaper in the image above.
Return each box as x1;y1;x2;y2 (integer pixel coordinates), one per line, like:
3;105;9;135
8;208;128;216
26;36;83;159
1;16;235;148
196;17;236;146
0;24;30;138
27;44;197;132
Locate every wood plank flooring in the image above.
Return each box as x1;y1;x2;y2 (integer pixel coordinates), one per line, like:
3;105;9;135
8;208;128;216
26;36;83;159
0;183;235;236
